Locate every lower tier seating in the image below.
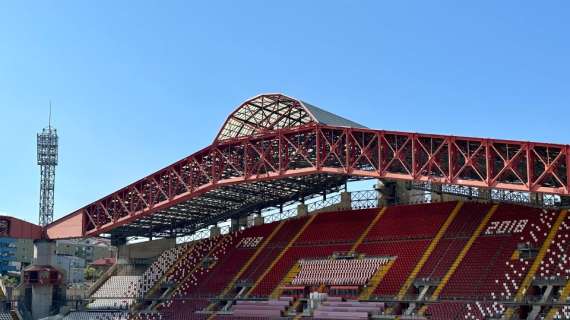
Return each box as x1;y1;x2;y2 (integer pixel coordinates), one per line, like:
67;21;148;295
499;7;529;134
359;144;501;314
228;298;292;318
64;311;162;320
312;299;384;319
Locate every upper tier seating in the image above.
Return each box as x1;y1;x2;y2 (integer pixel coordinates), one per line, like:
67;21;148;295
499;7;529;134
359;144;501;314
538;213;569;280
486;209;557;304
136;243;193;296
168;234;237;298
292;257;389;286
166;236;227;285
418;202;491;280
175;222;278;297
365;202;456;241
295;209;377;244
440;205;550;299
237;217;307;285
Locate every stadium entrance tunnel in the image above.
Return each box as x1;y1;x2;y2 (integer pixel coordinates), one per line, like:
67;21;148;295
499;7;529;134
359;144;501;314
45;93;570;240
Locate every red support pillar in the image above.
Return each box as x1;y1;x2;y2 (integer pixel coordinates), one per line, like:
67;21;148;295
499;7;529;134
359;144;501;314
485;140;492;188
526;143;534;191
567;145;570;194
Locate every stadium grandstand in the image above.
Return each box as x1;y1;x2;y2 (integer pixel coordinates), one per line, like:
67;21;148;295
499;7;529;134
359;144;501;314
7;93;570;320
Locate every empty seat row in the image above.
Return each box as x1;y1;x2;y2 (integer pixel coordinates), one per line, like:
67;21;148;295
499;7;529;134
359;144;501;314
64;311;162;320
312;298;383;319
292;257;389;286
230;299;290;318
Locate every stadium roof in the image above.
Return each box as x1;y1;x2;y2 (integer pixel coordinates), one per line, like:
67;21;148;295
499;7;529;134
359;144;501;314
45;93;570;240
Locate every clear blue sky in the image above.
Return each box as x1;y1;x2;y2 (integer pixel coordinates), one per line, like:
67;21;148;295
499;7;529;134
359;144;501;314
1;1;568;224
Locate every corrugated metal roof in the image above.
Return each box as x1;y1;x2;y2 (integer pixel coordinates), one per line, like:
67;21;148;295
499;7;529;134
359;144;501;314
301;101;367;129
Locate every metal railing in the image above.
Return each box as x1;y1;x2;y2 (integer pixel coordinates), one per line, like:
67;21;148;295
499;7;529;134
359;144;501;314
177;190;381;244
412;181;567;209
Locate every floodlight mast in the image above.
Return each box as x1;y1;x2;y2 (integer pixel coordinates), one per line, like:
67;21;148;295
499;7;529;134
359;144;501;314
37;103;58;226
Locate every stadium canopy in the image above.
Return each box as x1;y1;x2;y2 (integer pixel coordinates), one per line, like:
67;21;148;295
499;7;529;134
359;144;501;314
45;93;570;240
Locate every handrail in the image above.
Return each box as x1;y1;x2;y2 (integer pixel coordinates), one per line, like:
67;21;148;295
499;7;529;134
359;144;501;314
86;263;118;297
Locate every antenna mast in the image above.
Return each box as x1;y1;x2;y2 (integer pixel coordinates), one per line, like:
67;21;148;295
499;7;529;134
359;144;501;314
37;103;58;226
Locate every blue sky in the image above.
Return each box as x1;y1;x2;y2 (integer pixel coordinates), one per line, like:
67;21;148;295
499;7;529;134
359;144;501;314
0;1;568;224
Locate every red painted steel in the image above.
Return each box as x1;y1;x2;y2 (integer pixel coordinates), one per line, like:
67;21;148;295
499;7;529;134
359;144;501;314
45;124;569;238
0;216;43;239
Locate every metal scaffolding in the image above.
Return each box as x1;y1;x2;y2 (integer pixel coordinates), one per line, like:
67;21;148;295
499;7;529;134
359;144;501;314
37;114;58;227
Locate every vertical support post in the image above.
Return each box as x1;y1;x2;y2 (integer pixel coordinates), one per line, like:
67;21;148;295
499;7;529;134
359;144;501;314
411;134;417;179
485;139;492;188
377;131;384;177
315;126;321;170
448;137;455;184
567;145;570;194
345;128;351;174
526;143;534;191
277;132;283;174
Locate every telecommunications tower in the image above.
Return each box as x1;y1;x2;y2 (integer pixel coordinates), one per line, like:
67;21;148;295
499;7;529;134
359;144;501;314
37;104;58;226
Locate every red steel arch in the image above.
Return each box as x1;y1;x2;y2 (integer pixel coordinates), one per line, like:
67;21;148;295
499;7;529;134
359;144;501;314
45;94;570;239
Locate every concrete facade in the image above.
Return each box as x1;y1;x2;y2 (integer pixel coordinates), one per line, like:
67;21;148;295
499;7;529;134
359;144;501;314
31;285;53;319
31;240;56;320
297;203;308;217
116;237;176;264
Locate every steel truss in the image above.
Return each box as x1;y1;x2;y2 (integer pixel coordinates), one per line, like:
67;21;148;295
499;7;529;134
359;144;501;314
46;95;570;239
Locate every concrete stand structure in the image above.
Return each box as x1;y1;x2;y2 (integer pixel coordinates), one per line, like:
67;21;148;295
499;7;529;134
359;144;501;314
30;240;57;320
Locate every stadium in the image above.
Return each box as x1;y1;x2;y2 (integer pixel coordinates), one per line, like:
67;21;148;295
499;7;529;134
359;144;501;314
1;93;569;320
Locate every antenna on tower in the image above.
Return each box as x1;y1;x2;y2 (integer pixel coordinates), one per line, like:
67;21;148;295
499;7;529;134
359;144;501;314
48;100;52;129
37;102;58;226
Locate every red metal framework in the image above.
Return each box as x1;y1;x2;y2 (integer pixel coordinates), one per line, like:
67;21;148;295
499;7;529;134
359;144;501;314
45;94;570;239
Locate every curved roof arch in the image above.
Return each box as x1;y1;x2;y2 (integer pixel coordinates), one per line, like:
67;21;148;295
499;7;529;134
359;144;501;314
215;93;366;142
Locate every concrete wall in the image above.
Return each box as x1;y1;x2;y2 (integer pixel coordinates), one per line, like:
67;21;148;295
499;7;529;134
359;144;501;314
31;285;52;319
33;240;56;266
117;237;176;264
